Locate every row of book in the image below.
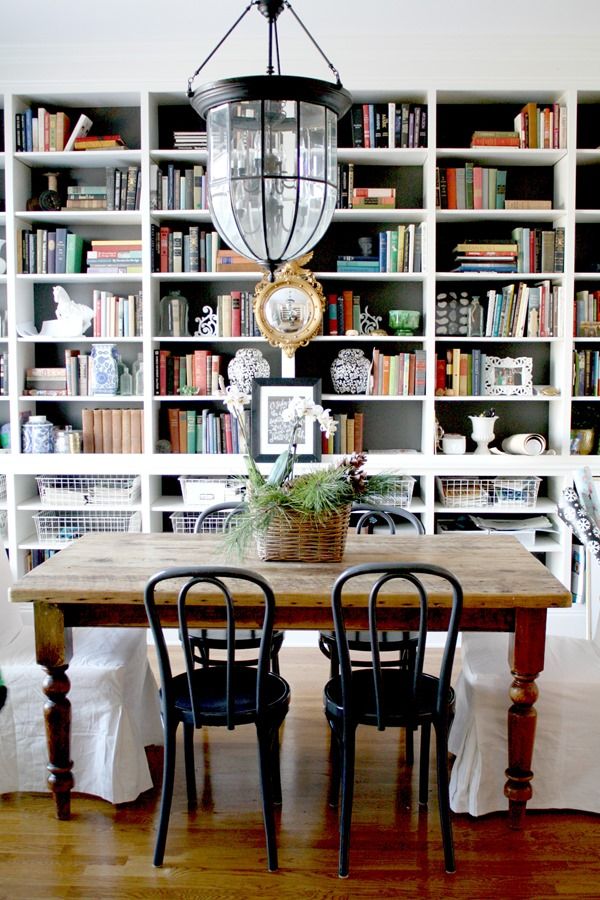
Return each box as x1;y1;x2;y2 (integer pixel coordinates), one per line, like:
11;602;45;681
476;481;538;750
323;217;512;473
436;349;488;396
151;225;220;273
452;228;565;274
573;350;600;397
173;131;206;150
81;408;143;453
326;291;362;335
15;107;72;152
514;102;567;150
17;228;84;274
149;163;207;210
25;549;59;572
436;165;507;210
213;292;260;337
574;290;600;335
483;281;561;338
166;408;245;455
154;349;221;396
337;223;425;274
90;289;143;338
321;412;364;455
349;102;427;149
86;239;142;275
370;348;426;396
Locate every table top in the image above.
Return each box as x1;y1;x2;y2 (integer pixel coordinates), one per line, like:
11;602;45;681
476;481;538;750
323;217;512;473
10;532;571;631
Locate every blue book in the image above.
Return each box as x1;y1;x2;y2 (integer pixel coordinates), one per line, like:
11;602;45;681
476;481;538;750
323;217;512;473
55;227;69;274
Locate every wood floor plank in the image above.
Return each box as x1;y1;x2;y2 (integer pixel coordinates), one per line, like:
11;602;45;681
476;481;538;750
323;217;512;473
0;647;599;899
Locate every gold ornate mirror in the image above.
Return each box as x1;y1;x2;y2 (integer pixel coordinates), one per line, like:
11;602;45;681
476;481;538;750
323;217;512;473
253;254;325;357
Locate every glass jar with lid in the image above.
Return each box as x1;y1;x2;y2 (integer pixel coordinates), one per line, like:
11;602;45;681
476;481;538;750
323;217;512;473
160;290;189;337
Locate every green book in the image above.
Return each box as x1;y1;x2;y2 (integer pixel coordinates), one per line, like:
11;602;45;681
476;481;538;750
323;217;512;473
187;410;197;454
65;233;84;273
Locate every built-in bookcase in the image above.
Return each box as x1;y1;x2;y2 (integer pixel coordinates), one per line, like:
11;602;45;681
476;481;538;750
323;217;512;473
2;86;600;635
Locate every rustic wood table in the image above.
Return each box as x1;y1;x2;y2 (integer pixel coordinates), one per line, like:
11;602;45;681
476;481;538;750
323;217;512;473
9;531;571;825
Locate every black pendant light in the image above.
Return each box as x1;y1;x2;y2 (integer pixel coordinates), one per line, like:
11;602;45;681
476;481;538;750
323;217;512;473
187;0;352;277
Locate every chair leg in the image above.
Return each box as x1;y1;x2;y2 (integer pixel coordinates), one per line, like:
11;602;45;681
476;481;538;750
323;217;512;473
435;724;456;874
270;724;283;806
405;726;415;766
338;723;356;878
256;723;279;872
183;721;197;810
328;716;342;808
419;721;431;807
153;720;177;867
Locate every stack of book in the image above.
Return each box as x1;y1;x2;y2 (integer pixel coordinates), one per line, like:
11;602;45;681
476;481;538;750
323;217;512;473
215;249;262;273
336;255;380;274
437;164;507;209
173;131;207;150
24;367;67;396
74;134;127;151
351;187;396;208
470;130;520;148
64;184;107;210
86;239;143;275
452;240;518;273
81;408;143;453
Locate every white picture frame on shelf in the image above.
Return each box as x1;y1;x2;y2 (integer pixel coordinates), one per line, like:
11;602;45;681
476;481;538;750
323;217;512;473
484;356;533;396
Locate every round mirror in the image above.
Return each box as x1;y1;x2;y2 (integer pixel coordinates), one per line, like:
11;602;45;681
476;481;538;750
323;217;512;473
253;255;325;357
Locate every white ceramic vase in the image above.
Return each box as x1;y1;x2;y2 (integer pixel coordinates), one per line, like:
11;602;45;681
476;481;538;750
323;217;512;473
469;415;498;454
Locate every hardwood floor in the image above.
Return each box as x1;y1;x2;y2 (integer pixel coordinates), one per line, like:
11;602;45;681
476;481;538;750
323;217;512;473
1;647;599;899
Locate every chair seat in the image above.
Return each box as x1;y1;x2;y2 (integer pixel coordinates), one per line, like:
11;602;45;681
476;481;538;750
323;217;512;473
324;668;452;726
0;626;163;803
449;632;600;815
174;666;290;724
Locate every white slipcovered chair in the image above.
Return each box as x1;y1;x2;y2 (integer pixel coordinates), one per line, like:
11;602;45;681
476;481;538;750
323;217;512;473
449;477;600;815
0;550;163;803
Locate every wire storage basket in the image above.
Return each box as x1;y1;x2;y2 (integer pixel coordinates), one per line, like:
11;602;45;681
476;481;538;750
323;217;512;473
0;510;7;538
36;475;141;507
368;475;415;508
178;476;246;507
436;476;541;509
170;509;238;534
0;474;6;502
33;510;142;543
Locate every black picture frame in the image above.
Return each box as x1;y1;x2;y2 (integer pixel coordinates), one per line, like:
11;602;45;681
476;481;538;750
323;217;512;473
251;377;322;463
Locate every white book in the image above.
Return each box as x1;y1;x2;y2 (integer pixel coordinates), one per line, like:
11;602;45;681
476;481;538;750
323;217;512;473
63;114;93;152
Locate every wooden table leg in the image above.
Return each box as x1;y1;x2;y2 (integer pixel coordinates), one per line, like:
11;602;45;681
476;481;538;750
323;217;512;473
505;607;547;829
34;602;73;820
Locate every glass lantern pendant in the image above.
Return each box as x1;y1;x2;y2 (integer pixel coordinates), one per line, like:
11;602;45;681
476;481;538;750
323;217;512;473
187;0;352;277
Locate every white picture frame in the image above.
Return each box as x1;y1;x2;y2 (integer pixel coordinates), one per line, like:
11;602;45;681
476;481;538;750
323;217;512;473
484;356;533;396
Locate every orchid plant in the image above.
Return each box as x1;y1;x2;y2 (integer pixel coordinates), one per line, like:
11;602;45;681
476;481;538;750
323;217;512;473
218;378;400;555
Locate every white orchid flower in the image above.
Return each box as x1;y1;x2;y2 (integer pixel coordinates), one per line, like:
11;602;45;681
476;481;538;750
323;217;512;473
219;377;251;416
317;409;337;438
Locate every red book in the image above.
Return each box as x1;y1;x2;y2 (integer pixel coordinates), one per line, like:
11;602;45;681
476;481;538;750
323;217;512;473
168;408;180;453
231;291;241;337
362;104;370;148
193;350;208;395
159;227;170;273
354;411;364;454
446;168;457;209
436;357;446;393
224;413;233;454
342;290;353;334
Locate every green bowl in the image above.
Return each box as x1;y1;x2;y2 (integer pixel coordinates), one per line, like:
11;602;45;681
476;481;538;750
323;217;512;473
388;309;420;335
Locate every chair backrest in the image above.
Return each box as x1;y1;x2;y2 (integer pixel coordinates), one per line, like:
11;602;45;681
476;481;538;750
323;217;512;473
331;562;463;729
193;501;247;534
144;565;276;729
352;503;425;536
0;550;22;647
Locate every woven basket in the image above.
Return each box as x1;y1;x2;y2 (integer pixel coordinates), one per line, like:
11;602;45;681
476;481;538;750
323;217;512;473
255;504;352;562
